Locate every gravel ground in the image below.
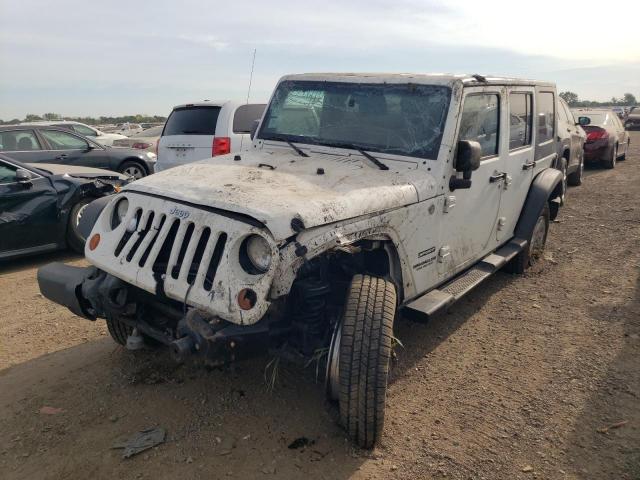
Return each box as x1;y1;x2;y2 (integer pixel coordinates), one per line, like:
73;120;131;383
1;132;638;479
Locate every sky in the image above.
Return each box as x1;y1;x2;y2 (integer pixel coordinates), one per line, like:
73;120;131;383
1;0;639;120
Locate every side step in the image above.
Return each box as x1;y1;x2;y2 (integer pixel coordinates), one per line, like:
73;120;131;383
404;238;527;320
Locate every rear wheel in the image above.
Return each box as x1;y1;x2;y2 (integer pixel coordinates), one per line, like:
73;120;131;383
603;145;617;169
66;198;93;253
506;203;550;274
119;160;147;179
329;274;396;449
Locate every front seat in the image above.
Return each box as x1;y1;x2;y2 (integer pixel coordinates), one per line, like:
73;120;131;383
17;136;35;150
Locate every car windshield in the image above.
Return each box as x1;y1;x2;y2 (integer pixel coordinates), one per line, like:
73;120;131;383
258;80;451;160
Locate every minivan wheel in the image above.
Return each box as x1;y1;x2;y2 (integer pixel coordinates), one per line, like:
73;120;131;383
66;198;93;253
567;156;583;186
332;274;396;449
557;157;568;205
505;203;550;274
119;160;147;179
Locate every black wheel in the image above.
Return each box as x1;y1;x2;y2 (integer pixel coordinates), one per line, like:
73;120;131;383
119;160;147;179
329;274;396;449
567;155;583;186
66;198;94;253
106;314;133;346
557;157;568;205
603;145;617;169
505;203;550;274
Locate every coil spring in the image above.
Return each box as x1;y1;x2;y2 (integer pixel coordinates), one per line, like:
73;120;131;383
291;277;331;355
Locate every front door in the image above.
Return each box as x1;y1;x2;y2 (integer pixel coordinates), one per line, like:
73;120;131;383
39;129;109;169
0;160;60;255
497;88;535;242
438;87;504;277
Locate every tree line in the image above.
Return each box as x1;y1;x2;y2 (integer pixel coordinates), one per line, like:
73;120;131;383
0;113;167;126
560;92;637;108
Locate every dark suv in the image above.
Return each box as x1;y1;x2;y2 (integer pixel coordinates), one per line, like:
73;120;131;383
0;125;157;179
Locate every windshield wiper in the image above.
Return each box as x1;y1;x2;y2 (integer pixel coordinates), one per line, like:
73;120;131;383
315;140;389;170
262;135;309;157
356;149;389;171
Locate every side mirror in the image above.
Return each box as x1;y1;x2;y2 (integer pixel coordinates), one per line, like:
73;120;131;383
250;119;260;140
15;169;33;187
455;140;481;172
577;116;591;126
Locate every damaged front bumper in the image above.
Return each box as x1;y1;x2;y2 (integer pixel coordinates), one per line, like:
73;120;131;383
37;263;274;366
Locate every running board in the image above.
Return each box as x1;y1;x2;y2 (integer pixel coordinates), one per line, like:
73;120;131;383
404;238;527;321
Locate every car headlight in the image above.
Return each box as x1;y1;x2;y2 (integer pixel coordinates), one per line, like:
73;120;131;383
111;197;129;229
240;235;272;274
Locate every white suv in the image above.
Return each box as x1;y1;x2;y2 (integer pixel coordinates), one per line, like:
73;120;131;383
156;101;266;171
19;121;127;146
38;73;563;449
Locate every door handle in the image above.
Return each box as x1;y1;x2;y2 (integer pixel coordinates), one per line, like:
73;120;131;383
489;172;507;182
55;154;68;160
522;161;536;170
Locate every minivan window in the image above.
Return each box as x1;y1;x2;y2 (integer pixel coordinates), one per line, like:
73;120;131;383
458;94;500;157
0;130;41;151
509;93;533;150
259;81;451;160
537;92;555;144
163;106;221;136
233;104;266;133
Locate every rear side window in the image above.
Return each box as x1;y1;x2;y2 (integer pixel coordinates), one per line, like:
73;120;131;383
163;107;221;136
509;92;533;150
73;124;97;137
0;130;41;151
536;92;555;144
458;94;500;158
232;104;266;133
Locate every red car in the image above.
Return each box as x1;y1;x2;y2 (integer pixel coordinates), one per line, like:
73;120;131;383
572;109;630;169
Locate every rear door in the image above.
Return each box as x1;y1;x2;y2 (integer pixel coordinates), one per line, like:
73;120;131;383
533;89;558;174
157;105;221;171
0;159;61;256
497;88;535;242
231;104;267;151
0;129;48;163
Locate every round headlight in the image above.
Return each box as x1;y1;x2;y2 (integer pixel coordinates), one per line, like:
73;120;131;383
242;235;272;274
111;197;129;229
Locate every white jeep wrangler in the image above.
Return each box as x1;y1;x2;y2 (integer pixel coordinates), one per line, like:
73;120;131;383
38;73;563;448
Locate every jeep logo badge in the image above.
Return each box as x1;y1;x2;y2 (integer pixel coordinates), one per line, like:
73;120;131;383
169;206;190;219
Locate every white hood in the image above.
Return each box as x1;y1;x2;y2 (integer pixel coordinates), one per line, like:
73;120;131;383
124;149;439;240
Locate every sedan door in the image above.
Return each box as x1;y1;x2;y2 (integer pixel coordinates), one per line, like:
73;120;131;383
0;160;61;257
39;129;112;169
0;129;49;163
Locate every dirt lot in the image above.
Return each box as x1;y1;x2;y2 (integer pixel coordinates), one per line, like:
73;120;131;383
1;133;639;480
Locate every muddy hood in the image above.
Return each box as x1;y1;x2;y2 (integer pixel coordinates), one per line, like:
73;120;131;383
125;150;438;240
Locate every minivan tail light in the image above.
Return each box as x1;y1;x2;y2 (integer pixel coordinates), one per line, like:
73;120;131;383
585;128;608;142
212;137;231;156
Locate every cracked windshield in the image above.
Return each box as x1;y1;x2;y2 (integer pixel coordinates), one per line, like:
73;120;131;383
259;81;451;159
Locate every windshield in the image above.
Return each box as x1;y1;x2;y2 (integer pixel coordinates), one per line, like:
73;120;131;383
258;80;451;160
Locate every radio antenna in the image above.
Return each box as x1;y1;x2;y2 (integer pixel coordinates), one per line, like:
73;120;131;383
246;48;257;104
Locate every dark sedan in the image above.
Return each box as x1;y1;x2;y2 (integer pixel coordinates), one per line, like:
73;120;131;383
572;109;630;169
0;125;156;179
625;106;640;130
0;154;129;260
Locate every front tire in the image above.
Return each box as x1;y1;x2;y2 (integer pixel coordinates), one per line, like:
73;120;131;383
106;315;133;346
66;198;93;253
506;203;550;274
603;145;617;169
567;155;583;186
337;274;396;449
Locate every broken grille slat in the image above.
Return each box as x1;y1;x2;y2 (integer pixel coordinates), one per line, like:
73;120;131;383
118;209;149;262
138;214;167;267
203;232;227;291
178;225;204;282
152;218;180;275
131;211;162;265
114;209;142;257
126;210;155;262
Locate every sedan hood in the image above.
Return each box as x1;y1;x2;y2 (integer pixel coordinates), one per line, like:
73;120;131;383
28;163;129;181
124;149;439;240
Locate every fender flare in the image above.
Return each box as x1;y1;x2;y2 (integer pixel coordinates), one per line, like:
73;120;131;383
514;168;562;241
78;195;112;239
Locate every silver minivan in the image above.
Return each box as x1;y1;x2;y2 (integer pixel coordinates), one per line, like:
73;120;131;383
156;100;266;171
